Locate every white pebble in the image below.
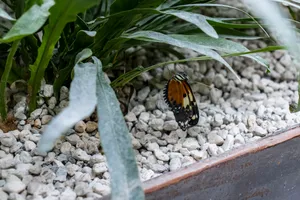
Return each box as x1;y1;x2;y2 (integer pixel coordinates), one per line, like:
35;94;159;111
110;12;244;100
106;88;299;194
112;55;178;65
222;135;234;151
169;157;182;171
74;121;86;133
3;175;26;193
207;131;224;146
125;112;137;122
190;150;207;160
154;149;169;161
163;120;178;131
24;141;36;151
149;118;164;131
182;138;200;150
253;126;267;136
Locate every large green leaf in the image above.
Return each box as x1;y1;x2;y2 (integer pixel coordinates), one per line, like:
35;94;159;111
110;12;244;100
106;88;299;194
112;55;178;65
170;34;269;70
123;30;240;80
161;9;218;38
28;0;97;111
95;57;144;200
0;0;54;43
37;48;96;152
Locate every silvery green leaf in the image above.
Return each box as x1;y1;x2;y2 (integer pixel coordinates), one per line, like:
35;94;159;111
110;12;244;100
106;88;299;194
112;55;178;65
170;34;269;70
161;9;218;38
75;48;93;64
124;31;240;80
1;0;54;42
95;57;145;200
37;49;97;152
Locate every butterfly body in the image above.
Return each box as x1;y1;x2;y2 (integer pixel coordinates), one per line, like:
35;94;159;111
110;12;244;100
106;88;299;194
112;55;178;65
163;73;199;131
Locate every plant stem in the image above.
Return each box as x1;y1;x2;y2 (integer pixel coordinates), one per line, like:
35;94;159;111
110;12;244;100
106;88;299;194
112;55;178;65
0;40;20;120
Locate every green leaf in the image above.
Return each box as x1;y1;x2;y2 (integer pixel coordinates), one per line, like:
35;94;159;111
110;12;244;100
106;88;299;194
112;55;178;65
0;7;16;21
53;46;93;109
123;31;240;80
75;48;93;64
74;30;96;49
208;20;262;29
52;62;73;98
0;40;20;119
110;0;163;14
174;3;269;36
95;57;145;200
161;9;218;38
28;0;98;112
170;23;264;39
93;13;144;55
0;0;55;43
158;0;181;9
76;15;90;30
213;27;264;40
37;49;97;152
25;0;44;11
170;34;269;70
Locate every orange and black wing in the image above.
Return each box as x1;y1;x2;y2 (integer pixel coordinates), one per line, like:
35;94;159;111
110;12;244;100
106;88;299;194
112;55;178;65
163;78;199;130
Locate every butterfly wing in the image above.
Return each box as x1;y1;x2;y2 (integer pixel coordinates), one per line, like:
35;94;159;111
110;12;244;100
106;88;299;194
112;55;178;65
181;80;199;126
164;77;199;130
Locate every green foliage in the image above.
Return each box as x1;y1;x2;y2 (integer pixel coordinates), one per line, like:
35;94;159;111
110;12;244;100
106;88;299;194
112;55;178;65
27;0;97;111
0;0;273;114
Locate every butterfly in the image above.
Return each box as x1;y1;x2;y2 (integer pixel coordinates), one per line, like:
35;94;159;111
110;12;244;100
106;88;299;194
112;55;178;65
163;73;199;131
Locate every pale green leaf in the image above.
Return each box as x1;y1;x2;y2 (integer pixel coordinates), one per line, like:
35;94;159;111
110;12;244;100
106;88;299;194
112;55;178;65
37;49;97;152
123;31;240;80
96;57;145;200
161;9;218;38
75;48;93;64
171;34;269;70
0;0;54;43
